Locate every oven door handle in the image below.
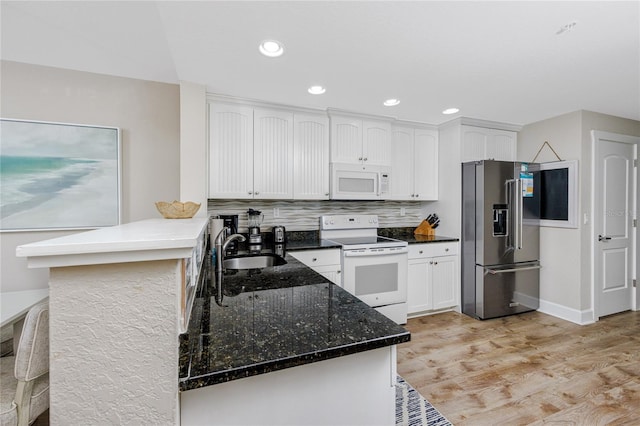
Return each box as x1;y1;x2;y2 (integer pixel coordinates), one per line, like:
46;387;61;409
343;247;409;257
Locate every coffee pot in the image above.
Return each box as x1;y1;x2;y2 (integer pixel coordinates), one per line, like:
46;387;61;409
247;209;264;244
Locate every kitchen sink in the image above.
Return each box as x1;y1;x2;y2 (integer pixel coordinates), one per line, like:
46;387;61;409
223;254;287;270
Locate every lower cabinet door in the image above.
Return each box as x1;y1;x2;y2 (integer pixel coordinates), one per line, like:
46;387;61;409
407;258;432;313
313;265;342;286
432;255;459;310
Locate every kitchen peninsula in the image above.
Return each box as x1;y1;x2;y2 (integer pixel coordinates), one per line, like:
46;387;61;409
16;218;409;426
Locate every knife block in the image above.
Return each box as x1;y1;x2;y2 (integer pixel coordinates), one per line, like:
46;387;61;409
414;219;436;236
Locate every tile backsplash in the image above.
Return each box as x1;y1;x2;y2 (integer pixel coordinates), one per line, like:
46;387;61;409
208;199;428;232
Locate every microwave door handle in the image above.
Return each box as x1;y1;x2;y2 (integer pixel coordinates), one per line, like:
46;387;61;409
377;172;381;197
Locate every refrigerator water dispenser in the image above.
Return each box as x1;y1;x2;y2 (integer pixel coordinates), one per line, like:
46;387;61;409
493;204;508;236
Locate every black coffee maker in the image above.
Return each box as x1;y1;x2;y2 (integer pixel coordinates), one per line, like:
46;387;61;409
219;214;239;251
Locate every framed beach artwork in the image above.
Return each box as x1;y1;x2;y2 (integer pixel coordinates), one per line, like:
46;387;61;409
0;118;121;231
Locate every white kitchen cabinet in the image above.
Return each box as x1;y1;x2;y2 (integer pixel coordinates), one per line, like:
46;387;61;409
253;108;294;199
209;103;254;198
330;114;391;166
390;125;438;200
407;242;459;316
293;113;330;199
209;104;294;199
461;125;517;162
289;249;342;286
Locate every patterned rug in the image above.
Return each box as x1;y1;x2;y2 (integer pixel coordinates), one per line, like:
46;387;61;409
396;376;452;426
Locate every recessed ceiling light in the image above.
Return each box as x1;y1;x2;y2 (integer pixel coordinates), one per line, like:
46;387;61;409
308;85;326;95
383;99;400;107
442;107;460;115
259;40;284;57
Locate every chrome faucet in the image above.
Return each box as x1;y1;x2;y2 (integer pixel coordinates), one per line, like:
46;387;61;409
214;227;246;271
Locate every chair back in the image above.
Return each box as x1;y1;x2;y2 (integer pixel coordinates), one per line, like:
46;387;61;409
14;302;49;381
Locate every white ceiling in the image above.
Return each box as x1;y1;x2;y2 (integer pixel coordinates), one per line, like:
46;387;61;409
2;1;639;125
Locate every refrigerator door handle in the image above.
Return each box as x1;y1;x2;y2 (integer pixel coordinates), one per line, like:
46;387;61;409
517;178;523;250
508;178;523;250
505;179;515;250
483;264;541;275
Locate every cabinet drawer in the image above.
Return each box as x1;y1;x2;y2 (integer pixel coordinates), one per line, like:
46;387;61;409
289;249;341;267
408;242;458;259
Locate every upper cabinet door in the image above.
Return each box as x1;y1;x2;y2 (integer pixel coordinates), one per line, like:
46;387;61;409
253;108;294;199
486;129;517;161
461;125;517;162
461;126;488;162
362;120;391;166
413;128;438;200
293;113;330;199
209;104;254;199
330;115;363;164
390;126;414;200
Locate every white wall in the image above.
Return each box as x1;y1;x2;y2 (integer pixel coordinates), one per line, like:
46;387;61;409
0;61;180;291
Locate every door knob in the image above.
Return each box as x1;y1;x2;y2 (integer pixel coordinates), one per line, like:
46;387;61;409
598;235;612;242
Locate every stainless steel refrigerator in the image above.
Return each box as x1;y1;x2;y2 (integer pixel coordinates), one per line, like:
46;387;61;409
461;160;541;319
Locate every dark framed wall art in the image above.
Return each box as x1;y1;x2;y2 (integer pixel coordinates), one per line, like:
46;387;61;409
0;118;121;231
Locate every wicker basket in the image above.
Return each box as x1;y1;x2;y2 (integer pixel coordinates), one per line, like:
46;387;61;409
155;201;201;219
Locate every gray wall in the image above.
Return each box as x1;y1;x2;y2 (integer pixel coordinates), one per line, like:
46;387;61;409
1;61;180;292
518;110;640;318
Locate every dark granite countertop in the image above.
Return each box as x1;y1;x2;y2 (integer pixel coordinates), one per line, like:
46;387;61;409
277;228;459;250
378;227;459;244
179;246;410;392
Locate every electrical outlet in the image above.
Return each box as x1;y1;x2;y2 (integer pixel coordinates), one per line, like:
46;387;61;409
400;207;406;217
273;207;280;218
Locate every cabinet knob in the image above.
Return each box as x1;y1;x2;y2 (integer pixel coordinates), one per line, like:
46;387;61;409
363;157;368;161
248;191;253;195
419;250;423;254
415;194;419;197
445;248;449;252
312;258;317;262
358;157;363;161
337;270;341;274
429;261;433;264
255;191;259;195
434;261;438;265
325;193;330;196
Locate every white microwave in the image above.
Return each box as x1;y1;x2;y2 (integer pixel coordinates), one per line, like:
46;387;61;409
330;163;390;200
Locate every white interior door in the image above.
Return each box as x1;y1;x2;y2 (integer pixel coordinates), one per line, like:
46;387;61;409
593;131;638;318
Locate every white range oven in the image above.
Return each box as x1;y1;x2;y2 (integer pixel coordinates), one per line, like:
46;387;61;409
320;214;408;324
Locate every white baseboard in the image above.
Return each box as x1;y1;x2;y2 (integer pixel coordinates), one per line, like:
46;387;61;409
538;299;595;325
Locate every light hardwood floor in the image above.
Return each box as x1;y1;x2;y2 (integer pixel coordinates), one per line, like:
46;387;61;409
397;310;640;425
